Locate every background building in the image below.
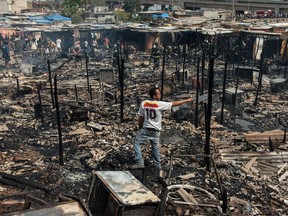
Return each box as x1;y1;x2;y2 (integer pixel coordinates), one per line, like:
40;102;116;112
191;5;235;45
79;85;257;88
0;0;28;14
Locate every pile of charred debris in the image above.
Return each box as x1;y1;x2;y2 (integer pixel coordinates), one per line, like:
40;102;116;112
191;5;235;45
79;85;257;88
1;28;288;216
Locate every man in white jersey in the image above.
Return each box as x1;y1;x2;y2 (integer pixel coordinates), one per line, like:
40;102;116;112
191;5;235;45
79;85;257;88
131;87;193;169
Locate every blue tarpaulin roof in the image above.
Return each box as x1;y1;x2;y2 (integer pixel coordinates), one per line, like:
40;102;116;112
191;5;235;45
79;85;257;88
44;13;71;21
28;16;53;24
151;12;170;19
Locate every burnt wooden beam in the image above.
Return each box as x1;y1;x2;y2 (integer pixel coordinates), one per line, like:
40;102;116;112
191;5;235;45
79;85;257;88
204;57;215;171
194;57;200;128
222;189;227;213
85;53;90;95
23;194;49;210
47;59;55;108
16;77;19;98
211;157;223;196
0;173;51;193
119;58;125;123
0;177;26;189
182;43;186;90
54;74;64;166
254;37;267;106
220;57;228;124
37;85;44;123
201;50;205;95
74;84;78;102
283;128;286;143
269;137;275;152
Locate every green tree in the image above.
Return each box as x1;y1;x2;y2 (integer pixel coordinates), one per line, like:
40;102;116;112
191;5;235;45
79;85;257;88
114;10;130;22
123;0;141;13
60;0;84;23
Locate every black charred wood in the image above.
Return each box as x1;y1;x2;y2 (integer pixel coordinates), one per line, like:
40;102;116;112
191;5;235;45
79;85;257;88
0;173;51;193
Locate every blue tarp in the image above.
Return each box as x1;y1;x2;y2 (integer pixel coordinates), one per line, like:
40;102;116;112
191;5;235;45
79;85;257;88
151;12;170;19
44;13;71;21
28;16;53;24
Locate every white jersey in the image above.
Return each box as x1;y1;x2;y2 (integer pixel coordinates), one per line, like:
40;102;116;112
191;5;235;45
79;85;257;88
56;39;62;48
138;100;172;131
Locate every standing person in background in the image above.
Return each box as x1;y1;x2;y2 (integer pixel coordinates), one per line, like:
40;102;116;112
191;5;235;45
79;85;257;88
103;36;110;50
2;40;10;68
56;37;62;54
131;87;193;170
30;38;37;51
74;41;82;68
84;40;90;54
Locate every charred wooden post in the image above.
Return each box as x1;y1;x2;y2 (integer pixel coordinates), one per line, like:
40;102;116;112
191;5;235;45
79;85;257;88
283;128;286;143
85;53;90;95
182;43;186;90
201;50;205;95
222;189;227;213
16;77;19;98
233;32;243;106
157;187;169;216
220;57;228;124
54;74;64;166
269;137;275;152
167;154;173;186
254;37;266;106
194;58;200;128
74;84;78;102
37;85;44;123
280;39;288;76
204;58;214;171
89;84;93;101
119;58;125;123
161;47;166;101
47;59;55;108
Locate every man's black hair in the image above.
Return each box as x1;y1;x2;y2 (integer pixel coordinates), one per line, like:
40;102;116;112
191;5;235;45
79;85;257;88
149;87;159;99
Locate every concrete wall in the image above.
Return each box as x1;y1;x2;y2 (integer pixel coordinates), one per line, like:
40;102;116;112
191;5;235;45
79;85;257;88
11;0;28;13
0;0;9;13
0;0;28;13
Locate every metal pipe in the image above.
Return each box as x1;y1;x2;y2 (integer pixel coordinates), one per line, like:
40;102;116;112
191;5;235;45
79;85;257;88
220;57;228;124
204;57;215;171
194;58;200;128
47;59;55;108
54;74;64;166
